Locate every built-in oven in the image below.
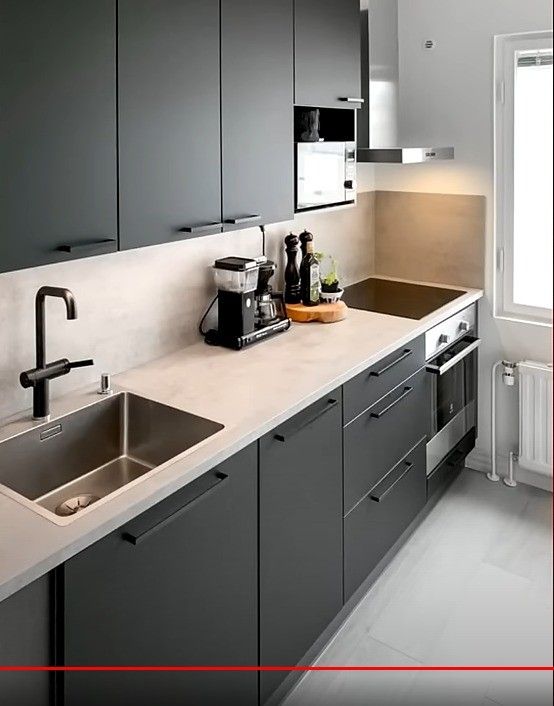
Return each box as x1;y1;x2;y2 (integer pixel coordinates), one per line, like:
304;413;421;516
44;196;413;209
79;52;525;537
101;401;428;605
425;304;480;475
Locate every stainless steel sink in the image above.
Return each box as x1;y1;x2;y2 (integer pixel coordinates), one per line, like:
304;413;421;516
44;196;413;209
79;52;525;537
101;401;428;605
0;392;223;522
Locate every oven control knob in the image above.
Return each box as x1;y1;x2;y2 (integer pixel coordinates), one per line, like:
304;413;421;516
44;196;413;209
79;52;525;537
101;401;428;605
439;333;450;345
459;321;470;333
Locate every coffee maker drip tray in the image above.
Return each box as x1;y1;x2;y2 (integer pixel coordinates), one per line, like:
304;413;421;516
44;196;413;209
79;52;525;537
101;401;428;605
204;316;291;350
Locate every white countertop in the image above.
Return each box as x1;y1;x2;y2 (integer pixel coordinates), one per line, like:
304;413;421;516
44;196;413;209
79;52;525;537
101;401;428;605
0;282;482;602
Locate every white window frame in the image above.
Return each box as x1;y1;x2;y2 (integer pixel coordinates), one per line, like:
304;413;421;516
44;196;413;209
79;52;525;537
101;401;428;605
494;30;553;327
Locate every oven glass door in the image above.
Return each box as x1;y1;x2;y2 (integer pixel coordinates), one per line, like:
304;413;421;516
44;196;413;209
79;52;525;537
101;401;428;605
296;142;346;209
426;335;479;473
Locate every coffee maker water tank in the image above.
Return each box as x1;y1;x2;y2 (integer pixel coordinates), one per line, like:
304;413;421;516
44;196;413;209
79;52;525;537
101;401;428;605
213;257;259;338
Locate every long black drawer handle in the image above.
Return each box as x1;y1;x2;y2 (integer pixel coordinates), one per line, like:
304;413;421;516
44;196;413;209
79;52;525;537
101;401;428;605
370;461;413;502
56;238;116;254
178;222;223;234
370;386;413;419
122;471;228;545
370;349;412;377
224;215;261;225
338;97;365;104
274;399;338;442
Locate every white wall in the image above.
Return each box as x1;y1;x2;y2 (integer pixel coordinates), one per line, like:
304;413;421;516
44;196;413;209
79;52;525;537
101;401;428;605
376;0;553;482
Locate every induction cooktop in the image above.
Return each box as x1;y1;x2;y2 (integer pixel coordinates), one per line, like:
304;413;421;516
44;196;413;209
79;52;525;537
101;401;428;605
342;278;465;320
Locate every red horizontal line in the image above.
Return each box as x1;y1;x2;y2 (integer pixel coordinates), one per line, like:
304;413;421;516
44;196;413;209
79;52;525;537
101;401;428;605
0;666;552;672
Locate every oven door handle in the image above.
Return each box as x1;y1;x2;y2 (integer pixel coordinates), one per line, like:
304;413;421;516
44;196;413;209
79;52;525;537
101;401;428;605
426;337;481;376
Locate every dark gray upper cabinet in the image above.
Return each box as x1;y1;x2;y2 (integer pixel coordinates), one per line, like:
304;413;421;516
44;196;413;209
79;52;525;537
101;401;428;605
259;391;343;703
221;0;294;228
0;574;52;706
294;0;361;109
118;0;222;249
61;445;258;706
0;0;117;274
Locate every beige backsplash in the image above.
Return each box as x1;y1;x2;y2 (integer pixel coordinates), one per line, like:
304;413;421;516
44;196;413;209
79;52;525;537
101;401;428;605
0;193;374;421
0;189;486;422
374;190;486;289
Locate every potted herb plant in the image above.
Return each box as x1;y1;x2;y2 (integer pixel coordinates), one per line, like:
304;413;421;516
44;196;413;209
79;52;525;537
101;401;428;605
316;253;344;303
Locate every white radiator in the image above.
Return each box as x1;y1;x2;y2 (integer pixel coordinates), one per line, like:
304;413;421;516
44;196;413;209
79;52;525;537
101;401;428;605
518;361;553;477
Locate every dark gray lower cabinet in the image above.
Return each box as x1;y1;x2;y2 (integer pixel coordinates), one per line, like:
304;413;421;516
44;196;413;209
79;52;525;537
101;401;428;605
0;574;52;706
344;438;427;601
344;367;428;515
61;445;258;706
259;391;343;703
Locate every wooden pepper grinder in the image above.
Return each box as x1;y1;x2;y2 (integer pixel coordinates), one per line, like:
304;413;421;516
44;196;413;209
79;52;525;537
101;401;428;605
284;233;301;304
299;229;312;259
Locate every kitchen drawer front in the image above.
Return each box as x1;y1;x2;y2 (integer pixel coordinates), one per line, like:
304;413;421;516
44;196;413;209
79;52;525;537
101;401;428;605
270;388;342;442
343;336;425;425
344;438;427;600
344;367;428;514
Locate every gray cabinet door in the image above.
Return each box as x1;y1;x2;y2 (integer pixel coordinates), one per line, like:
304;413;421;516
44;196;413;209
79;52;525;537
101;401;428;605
118;0;222;249
344;439;427;600
0;575;52;706
294;0;361;109
344;367;428;514
62;445;258;706
221;0;294;228
259;391;343;703
0;0;117;273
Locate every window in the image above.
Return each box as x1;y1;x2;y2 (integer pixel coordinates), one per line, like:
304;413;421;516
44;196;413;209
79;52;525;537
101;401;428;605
494;31;553;325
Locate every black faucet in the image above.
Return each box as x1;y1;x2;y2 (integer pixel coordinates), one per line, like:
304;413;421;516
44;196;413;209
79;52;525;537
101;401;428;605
20;287;94;420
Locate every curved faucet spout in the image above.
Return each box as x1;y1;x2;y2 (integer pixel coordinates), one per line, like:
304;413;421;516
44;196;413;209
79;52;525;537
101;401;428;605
36;286;77;321
35;287;77;370
21;286;92;420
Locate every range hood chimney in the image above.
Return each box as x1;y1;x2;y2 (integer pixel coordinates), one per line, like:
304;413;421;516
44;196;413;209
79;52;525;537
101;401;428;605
356;3;454;164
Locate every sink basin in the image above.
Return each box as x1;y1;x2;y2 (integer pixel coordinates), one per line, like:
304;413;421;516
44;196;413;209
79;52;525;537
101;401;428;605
0;392;224;523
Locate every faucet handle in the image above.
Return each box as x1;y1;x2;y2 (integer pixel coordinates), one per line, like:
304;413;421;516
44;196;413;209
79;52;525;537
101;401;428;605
68;359;94;369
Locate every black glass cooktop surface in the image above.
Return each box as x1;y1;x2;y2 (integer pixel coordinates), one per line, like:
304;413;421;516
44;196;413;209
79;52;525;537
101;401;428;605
342;278;465;320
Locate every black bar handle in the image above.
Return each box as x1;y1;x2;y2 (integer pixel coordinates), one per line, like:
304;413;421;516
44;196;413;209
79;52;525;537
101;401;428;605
370;386;413;419
56;239;116;254
122;471;228;545
274;399;338;443
223;215;262;225
178;222;223;234
21;358;94;387
370;461;413;502
68;359;94;369
370;349;412;377
338;97;365;104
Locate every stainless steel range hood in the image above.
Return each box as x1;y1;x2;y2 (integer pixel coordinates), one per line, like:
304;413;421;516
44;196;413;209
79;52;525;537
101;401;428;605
357;2;454;164
357;146;454;163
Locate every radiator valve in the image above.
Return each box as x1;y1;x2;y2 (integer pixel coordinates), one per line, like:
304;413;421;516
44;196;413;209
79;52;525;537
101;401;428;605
501;360;517;386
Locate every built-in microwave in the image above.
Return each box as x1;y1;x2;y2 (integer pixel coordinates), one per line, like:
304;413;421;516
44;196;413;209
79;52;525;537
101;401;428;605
295;141;356;212
294;106;357;212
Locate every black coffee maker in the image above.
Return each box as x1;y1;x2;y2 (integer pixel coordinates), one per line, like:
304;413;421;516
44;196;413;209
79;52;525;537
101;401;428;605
203;256;290;350
255;259;280;327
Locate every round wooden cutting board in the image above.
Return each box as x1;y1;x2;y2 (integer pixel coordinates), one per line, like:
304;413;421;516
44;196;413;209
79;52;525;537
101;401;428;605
286;301;348;323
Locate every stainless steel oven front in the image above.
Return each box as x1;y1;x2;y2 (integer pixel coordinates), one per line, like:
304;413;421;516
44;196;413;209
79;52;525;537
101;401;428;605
425;304;479;475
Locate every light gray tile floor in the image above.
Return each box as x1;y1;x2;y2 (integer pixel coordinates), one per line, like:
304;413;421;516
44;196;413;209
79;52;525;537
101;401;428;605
283;469;553;706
